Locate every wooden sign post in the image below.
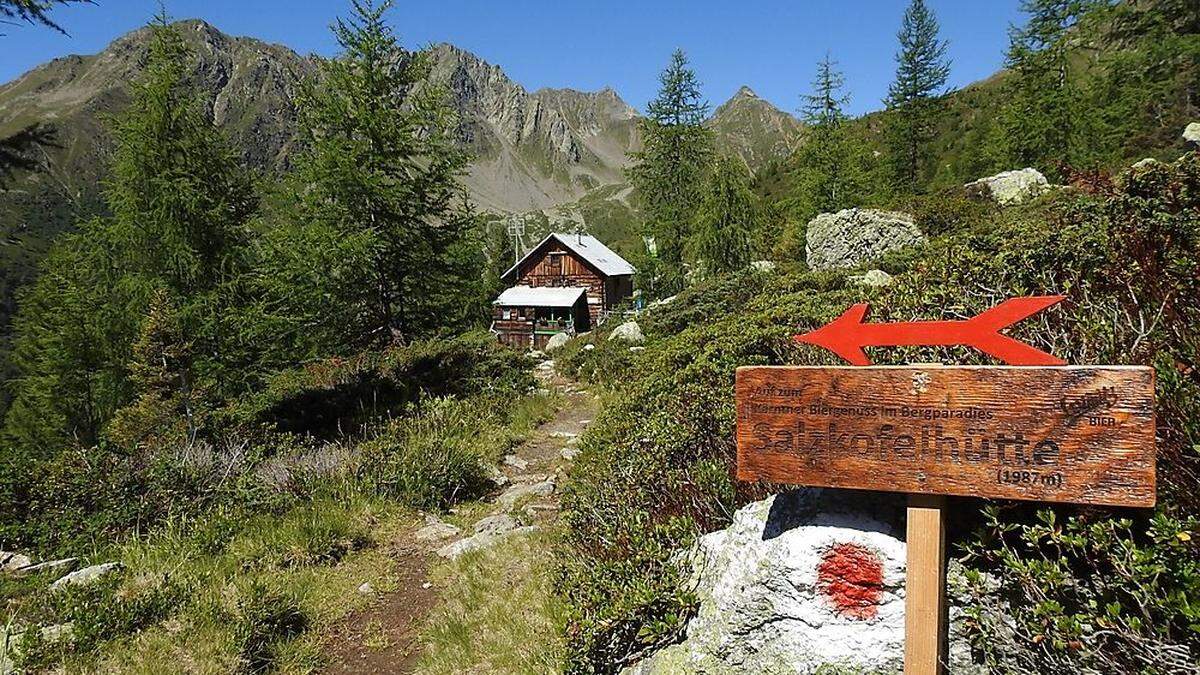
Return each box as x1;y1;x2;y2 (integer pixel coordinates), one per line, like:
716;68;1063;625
735;298;1156;675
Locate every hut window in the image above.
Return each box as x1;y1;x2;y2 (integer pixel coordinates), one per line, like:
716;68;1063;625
502;309;511;320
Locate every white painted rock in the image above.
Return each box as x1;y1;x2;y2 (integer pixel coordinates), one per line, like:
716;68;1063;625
50;562;121;590
0;552;31;573
609;321;645;344
805;209;923;270
626;490;984;674
964;168;1050;206
583;344;595;351
1183;122;1200;145
851;269;894;287
496;479;556;509
545;332;572;352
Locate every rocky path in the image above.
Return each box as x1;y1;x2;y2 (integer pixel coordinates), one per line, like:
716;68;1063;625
322;359;596;673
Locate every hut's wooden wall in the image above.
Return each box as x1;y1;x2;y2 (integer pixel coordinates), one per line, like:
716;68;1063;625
514;240;632;324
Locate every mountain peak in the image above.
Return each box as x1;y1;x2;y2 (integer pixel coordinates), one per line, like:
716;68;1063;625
734;85;758;100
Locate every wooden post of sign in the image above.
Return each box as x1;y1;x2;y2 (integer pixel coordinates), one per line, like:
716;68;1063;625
905;494;948;675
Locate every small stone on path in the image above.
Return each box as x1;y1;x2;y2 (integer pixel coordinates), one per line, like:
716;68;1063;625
497;480;556;509
473;514;520;536
503;454;529;470
561;447;580;460
357;582;374;595
415;521;461;542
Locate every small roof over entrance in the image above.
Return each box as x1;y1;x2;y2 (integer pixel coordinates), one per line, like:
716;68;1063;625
493;285;588;307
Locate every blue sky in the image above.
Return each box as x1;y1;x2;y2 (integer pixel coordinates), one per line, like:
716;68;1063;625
1;1;1024;117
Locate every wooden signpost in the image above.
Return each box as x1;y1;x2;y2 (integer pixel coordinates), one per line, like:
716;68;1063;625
734;296;1157;674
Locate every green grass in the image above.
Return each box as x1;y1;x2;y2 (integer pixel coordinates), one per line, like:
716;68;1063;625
416;527;567;674
2;387;560;673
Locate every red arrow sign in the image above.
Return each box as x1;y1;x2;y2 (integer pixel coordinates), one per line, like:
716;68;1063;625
795;296;1067;366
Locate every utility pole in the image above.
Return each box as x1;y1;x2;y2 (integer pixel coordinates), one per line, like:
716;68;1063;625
506;215;526;265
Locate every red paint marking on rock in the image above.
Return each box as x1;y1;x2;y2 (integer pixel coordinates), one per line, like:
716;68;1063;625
817;543;884;620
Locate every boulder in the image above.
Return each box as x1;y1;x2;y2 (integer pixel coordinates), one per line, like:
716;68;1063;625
851;269;894;288
609;321;644;344
0;552;31;573
805;209;923;271
626;490;984;674
1183;122;1200;146
964;168;1050;206
545;332;572;352
50;562;122;591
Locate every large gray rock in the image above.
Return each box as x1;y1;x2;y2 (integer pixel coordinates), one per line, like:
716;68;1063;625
1183;122;1200;146
626;490;985;674
805;209;923;271
545;332;572;352
964;168;1050;206
50;562;122;591
609;321;645;344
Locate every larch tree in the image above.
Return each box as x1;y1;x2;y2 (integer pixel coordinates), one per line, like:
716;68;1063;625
884;0;951;190
626;48;714;296
689;155;757;277
791;53;868;217
5;15;255;451
257;0;477;360
1001;0;1104;171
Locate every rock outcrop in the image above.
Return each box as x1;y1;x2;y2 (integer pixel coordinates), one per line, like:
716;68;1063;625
626;490;984;674
805;209;924;270
964;168;1051;205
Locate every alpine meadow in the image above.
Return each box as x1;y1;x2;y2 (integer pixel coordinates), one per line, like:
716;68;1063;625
0;1;1197;674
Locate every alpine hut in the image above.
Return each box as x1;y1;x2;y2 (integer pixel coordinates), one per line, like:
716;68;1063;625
492;232;636;349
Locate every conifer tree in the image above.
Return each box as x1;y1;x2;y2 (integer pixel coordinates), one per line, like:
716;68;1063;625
1001;0;1103;170
627;49;714;296
790;54;868;217
107;289;204;451
884;0;951;190
689;155;757;277
5;15;255;450
258;0;475;358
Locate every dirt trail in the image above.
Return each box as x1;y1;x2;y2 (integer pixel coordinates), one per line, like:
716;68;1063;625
321;361;596;674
